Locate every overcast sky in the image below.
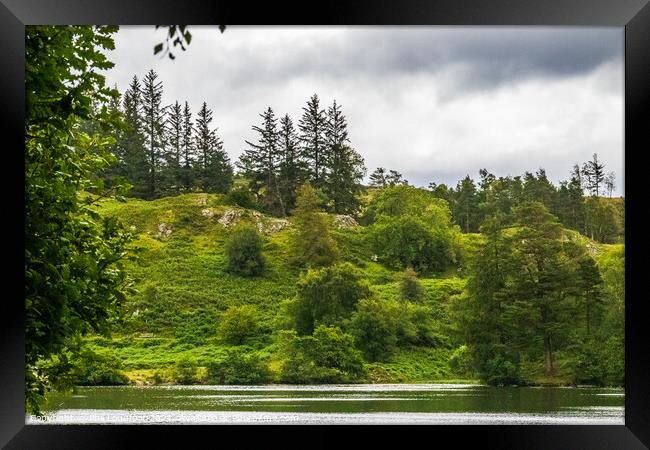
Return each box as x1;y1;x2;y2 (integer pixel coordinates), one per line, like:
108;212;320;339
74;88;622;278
105;26;624;195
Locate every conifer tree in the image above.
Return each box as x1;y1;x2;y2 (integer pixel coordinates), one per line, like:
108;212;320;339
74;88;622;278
453;175;480;233
180;101;195;191
369;167;388;188
298;94;328;186
120;75;149;198
290;182;338;268
141;69;166;199
164;100;183;194
582;153;605;196
604;172;615;198
195;101;233;194
240;107;285;215
386;170;407;186
323;100;366;214
278;114;305;213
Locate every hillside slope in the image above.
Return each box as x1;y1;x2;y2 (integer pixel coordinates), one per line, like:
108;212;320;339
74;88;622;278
83;193;621;385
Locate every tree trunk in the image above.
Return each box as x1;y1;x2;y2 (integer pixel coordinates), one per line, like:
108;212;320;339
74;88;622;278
544;336;555;375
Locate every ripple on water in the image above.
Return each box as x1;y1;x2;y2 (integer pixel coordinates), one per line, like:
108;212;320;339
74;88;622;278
27;409;625;425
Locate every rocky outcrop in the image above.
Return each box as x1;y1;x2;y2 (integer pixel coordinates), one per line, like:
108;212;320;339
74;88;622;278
157;223;172;238
218;209;243;227
333;214;359;229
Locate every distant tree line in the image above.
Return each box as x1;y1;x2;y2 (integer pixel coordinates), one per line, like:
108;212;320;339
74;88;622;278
369;153;622;244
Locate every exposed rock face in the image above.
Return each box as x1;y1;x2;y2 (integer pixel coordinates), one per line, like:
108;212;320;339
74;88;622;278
201;208;215;218
217;208;291;234
333;214;359;229
196;196;208;206
157;223;172;238
264;219;290;234
218;209;243;227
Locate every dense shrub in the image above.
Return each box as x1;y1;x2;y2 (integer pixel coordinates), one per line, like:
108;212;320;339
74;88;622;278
350;298;401;362
289;182;338;268
218;305;260;344
173;355;198;384
206;350;271;384
71;347;129;386
449;345;473;377
225;225;265;276
291;263;371;335
399;267;425;302
279;327;366;383
225;186;259;210
370;215;451;274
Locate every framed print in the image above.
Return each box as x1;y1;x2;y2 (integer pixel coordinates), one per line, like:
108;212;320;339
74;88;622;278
2;0;649;448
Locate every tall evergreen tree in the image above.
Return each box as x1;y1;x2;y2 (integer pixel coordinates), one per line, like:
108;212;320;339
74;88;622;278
386;170;407;186
195;101;233;194
323;100;366;214
604;172;616;197
120;75;149;198
141;69;166;199
240;107;284;215
369;167;388;188
164;100;183;194
453;175;480;233
278;114;305;213
298;94;328;187
582;153;605;196
506;202;577;375
180;101;195;191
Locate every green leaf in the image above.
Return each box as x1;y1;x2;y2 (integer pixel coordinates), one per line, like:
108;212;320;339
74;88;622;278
154;43;163;55
184;31;192;44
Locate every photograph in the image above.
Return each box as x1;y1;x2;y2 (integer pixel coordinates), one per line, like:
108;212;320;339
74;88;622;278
22;24;628;426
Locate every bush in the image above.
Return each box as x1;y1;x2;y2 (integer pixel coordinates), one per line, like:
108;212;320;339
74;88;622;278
399;267;425;302
370;215;451;275
71;347;129;386
291;263;371;335
225;225;265;277
218;305;260;344
350;298;401;362
279;327;366;383
449;345;473;377
206;350;271;384
289;182;338;268
225;186;259;210
173;355;198;384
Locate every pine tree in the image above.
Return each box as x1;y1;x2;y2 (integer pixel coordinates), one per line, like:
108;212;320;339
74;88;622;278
507;202;576;376
369;167;388;188
323;100;366;214
180;101;195;191
582;153;605;196
604;172;615;197
240;107;284;215
278;114;305;213
290;182;338;268
195;101;233;194
453;175;480;233
458;212;522;384
141;69;166;199
298;94;328;187
386;170;407;186
164;100;183;195
121;75;149;198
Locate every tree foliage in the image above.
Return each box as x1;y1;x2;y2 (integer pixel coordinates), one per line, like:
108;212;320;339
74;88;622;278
25;25;134;415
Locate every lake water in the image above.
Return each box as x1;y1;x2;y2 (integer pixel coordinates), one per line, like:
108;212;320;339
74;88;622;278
29;384;624;425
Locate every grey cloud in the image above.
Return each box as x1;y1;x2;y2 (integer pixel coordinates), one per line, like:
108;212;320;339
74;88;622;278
208;27;622;94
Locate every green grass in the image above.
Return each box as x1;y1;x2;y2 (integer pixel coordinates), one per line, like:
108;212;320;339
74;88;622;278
84;193;615;386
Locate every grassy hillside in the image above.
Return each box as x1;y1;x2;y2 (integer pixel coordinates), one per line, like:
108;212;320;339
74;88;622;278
86;193;471;384
83;192;622;386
